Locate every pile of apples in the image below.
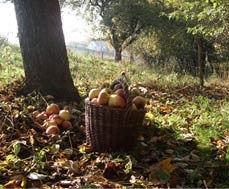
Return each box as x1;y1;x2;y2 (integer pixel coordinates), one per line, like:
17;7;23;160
35;104;72;136
86;87;146;110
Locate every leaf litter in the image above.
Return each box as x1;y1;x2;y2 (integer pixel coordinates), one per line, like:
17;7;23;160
0;78;229;188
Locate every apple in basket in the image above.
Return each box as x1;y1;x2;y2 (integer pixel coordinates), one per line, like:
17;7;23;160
100;88;113;94
131;103;138;111
97;90;109;105
115;89;126;101
108;94;126;108
132;96;146;109
91;98;99;105
89;89;100;100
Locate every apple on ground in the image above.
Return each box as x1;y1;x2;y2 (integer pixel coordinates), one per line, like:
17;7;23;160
89;89;100;100
42;120;57;129
61;121;72;129
132;96;146;109
59;110;71;121
97;90;109;105
108;94;126;108
36;111;48;121
32;110;40;117
46;125;60;136
46;103;60;115
27;105;36;112
49;114;63;125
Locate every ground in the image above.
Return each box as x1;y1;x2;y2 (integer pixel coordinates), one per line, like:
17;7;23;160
0;53;229;188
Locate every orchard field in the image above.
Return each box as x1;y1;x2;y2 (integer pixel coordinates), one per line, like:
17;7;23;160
0;42;229;188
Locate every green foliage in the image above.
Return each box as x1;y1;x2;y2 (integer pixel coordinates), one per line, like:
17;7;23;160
0;39;23;84
165;0;229;60
68;0;156;55
167;0;229;39
101;0;156;49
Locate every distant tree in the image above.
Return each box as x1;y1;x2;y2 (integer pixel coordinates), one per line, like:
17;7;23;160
167;0;229;86
0;36;8;47
14;0;81;101
68;0;156;61
132;19;199;74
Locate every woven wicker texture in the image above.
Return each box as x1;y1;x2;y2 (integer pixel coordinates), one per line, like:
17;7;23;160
85;78;146;151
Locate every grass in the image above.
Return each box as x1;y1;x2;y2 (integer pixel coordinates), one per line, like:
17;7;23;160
1;46;229;157
0;46;229;187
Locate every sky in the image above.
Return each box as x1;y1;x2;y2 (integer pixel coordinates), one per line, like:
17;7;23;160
0;2;91;44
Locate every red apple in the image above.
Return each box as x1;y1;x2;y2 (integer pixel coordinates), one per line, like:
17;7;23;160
46;104;60;115
50;114;63;125
61;121;72;129
42;120;57;129
36;111;48;121
108;94;126;108
97;91;109;105
115;89;126;100
46;125;60;136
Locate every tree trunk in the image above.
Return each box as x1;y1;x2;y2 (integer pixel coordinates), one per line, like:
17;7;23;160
115;49;122;62
197;37;204;87
110;28;122;62
14;0;81;102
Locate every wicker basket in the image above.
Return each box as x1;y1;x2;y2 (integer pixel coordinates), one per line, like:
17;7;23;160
85;78;145;151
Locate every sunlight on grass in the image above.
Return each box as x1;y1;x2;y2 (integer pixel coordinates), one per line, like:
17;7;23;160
0;49;228;150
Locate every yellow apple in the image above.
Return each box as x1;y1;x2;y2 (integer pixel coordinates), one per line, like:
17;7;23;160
89;89;100;100
100;88;113;94
108;94;126;108
59;110;71;121
97;91;109;105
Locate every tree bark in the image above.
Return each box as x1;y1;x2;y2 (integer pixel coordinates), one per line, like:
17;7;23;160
197;37;204;87
14;0;81;102
115;49;122;62
110;28;122;62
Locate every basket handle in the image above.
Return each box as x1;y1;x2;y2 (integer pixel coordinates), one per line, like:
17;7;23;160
110;78;129;98
110;78;136;123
